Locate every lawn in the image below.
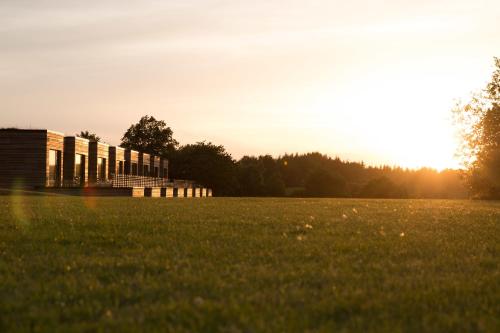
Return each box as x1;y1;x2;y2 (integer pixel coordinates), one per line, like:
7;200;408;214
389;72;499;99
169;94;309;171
0;196;498;332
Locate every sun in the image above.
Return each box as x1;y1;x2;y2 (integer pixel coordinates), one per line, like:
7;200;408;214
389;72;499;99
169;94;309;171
303;70;464;170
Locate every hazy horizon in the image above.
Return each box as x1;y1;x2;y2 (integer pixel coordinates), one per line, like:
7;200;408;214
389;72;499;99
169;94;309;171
1;0;499;170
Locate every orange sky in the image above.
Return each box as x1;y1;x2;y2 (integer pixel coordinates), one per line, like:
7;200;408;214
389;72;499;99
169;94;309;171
1;1;499;169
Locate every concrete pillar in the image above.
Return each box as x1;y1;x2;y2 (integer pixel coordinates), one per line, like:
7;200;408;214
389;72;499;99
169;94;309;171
145;187;161;197
174;187;185;197
132;187;144;197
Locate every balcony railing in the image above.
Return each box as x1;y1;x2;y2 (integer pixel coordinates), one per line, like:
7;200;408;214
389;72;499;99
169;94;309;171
59;174;197;189
109;174;171;188
172;179;195;188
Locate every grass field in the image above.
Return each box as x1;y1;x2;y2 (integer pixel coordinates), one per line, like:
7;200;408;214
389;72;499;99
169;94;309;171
0;196;499;332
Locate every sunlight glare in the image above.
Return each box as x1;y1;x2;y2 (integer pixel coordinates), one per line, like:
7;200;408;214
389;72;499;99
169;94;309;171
303;65;485;170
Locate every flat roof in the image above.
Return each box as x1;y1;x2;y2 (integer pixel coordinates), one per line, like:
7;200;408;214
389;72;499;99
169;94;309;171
65;135;90;143
47;129;66;136
0;128;66;136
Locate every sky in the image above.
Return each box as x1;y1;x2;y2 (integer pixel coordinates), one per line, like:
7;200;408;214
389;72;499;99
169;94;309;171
1;0;499;170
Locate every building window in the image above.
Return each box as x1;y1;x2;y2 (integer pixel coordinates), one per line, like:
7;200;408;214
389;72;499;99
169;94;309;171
154;167;159;177
144;165;149;177
97;157;106;181
118;161;124;175
75;154;85;185
48;149;60;185
132;163;138;175
163;168;168;179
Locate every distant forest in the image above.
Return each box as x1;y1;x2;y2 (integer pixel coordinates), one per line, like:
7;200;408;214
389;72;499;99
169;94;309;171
173;151;467;199
230;153;467;199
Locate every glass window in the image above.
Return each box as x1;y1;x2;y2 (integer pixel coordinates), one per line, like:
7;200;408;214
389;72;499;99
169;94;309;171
118;161;124;175
75;154;82;181
97;157;106;180
132;163;138;175
48;150;59;182
102;159;106;180
144;165;149;176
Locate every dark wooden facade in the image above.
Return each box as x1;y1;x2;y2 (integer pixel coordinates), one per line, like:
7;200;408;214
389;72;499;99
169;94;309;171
63;136;89;187
88;141;109;184
124;149;139;175
109;146;125;177
150;155;161;178
160;158;169;179
0;129;64;188
0;129;198;194
139;152;151;176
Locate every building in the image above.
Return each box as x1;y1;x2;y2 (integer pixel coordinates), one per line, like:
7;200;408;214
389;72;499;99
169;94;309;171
89;141;109;185
139;152;151;176
0;128;211;197
109;146;125;177
124;149;139;176
160;157;169;179
0;129;64;188
150;155;161;178
63;136;89;187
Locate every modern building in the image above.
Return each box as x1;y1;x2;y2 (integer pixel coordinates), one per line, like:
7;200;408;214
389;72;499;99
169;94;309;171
124;149;139;176
160;157;169;179
0;128;211;197
109;146;125;177
88;141;109;185
63;136;89;187
150;155;161;178
0;129;64;188
139;152;151;177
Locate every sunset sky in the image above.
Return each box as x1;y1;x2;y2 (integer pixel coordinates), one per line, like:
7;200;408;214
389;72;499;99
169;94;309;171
1;0;499;169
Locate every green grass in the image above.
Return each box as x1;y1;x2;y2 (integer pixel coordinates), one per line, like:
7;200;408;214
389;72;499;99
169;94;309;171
0;196;499;332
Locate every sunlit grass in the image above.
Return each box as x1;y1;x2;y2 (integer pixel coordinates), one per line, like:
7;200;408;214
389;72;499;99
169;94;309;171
0;197;498;332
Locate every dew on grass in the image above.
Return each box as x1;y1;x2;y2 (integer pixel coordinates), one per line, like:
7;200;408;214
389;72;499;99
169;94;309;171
400;232;405;237
342;214;348;219
305;224;313;229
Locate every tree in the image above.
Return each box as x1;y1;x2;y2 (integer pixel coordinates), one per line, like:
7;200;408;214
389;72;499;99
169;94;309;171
120;115;178;157
359;176;407;198
237;157;264;196
237;156;285;197
259;155;285;196
453;58;500;199
169;142;238;196
305;168;348;197
77;130;100;142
